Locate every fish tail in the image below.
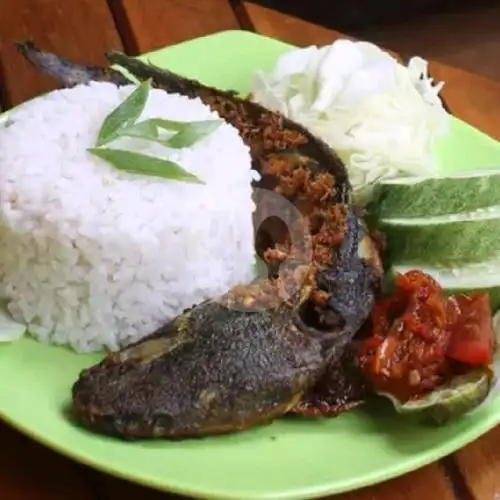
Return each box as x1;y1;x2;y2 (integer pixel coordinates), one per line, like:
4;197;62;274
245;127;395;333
15;41;119;87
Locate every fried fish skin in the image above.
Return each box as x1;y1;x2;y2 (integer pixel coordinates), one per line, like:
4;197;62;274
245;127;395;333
72;294;326;439
291;343;368;418
72;209;380;440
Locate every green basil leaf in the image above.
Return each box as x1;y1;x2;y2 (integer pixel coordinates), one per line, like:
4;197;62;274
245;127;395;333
88;148;203;184
96;80;151;146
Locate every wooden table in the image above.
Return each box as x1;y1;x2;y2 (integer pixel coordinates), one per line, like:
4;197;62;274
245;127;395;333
0;1;499;499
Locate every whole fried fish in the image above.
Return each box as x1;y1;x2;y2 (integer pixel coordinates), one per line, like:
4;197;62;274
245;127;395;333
16;42;383;437
72;283;323;438
72;208;378;439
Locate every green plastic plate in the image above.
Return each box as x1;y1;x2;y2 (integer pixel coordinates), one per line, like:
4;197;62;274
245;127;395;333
1;30;500;500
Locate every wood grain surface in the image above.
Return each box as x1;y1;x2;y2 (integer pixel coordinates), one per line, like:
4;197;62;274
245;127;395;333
336;465;456;500
0;0;499;499
454;425;500;500
108;0;240;54
101;462;457;500
0;423;95;500
0;0;123;107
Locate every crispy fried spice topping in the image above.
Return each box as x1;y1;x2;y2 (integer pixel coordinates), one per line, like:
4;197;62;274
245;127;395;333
202;95;308;157
204;95;347;312
261;155;346;270
221;264;315;311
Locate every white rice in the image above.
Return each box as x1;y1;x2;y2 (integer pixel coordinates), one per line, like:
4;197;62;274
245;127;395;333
0;82;258;353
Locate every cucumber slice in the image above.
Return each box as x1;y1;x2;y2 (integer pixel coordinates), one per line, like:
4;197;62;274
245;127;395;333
379;205;500;266
391;261;500;311
369;169;500;219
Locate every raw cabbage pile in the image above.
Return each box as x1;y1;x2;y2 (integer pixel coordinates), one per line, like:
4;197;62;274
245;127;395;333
251;40;450;204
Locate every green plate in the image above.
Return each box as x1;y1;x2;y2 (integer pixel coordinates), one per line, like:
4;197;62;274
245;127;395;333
1;30;500;500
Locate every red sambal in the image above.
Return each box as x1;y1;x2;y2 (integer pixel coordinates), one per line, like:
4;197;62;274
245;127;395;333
358;270;494;402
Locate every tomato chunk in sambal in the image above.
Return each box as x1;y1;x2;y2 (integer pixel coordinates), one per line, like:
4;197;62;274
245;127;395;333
358;270;494;402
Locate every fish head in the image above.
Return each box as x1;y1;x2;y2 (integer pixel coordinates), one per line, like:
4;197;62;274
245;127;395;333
302;206;382;363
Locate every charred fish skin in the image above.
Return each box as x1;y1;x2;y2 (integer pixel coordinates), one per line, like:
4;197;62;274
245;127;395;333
313;207;381;363
15;42;351;204
72;300;325;439
292;342;368;417
294;208;381;417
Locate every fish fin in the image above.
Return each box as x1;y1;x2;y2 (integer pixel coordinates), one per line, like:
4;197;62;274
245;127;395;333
114;311;196;364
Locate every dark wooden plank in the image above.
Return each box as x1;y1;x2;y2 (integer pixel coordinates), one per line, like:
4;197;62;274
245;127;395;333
0;422;95;500
244;2;345;46
243;0;498;33
102;476;184;499
453;425;500;500
0;0;123;107
335;465;456;500
243;1;500;140
354;4;500;82
425;63;500;141
109;0;241;54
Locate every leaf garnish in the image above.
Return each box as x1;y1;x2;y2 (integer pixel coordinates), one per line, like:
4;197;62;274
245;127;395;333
117;119;160;141
88;148;202;184
154;119;223;149
89;81;223;183
116;118;223;149
96;79;151;146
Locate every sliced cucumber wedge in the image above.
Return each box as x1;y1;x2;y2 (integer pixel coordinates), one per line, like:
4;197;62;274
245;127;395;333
379;205;500;266
390;261;500;311
368;169;500;219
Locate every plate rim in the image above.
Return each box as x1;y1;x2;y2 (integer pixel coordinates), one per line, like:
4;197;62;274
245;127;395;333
1;29;500;500
3;338;500;500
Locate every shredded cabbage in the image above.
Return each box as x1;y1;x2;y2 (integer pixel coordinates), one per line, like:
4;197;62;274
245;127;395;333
251;39;450;204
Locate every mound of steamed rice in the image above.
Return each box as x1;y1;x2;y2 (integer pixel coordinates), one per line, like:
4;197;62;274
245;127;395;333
0;82;258;353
